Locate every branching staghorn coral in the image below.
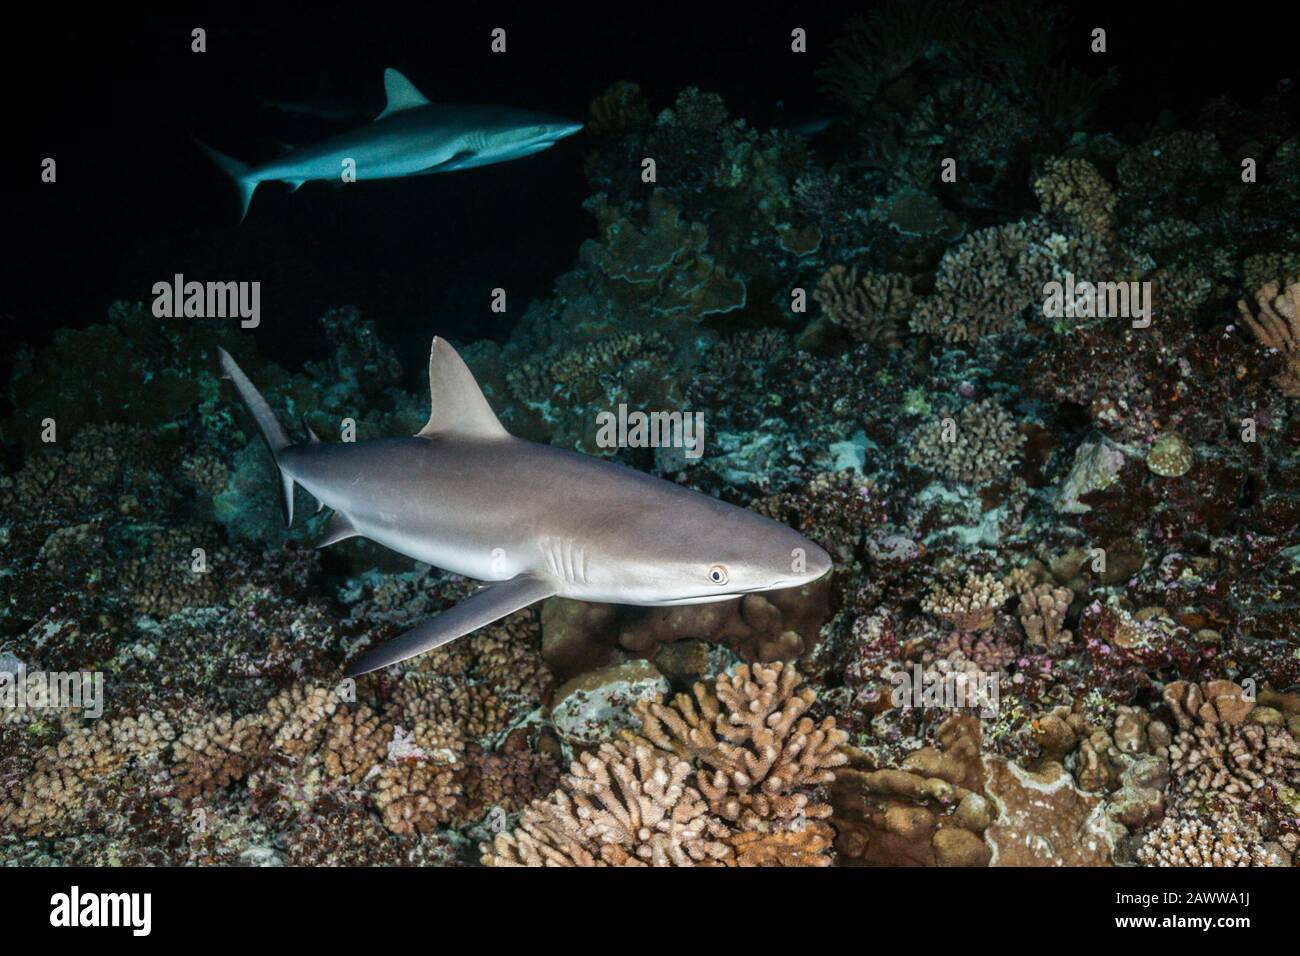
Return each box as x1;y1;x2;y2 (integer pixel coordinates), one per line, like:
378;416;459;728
481;740;732;866
921;573;1009;632
1163;680;1300;807
1005;568;1073;648
1032;157;1116;241
907;399;1025;484
909;219;1114;342
632;662;848;830
813;265;911;347
484;664;846;866
1136;809;1274;867
1238;279;1300;397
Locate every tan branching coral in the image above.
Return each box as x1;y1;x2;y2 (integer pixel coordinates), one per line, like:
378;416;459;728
921;573;1008;632
482;741;733;866
729;822;836;866
1156;679;1299;864
485;663;845;867
473;611;552;702
1;722;126;835
1136;809;1274;867
633;662;848;829
388;675;514;747
1167;708;1300;805
909;219;1113;342
1017;582;1073;649
812;265;911;347
1;710;178;836
118;524;231;618
372;760;463;835
171;712;269;801
1238;279;1300;397
507;331;672;407
1032;157;1117;241
322;705;393;784
264;683;338;757
460;741;560;816
907;399;1025;484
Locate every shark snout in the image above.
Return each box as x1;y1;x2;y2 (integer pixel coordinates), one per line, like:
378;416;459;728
805;542;834;581
549;121;584;141
744;538;832;593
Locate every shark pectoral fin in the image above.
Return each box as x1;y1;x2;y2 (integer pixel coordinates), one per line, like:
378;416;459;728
316;511;359;548
375;67;432;121
345;573;555;676
415;337;509;440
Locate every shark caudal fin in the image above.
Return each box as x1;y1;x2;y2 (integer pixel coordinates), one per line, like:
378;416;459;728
217;348;297;526
193;137;259;222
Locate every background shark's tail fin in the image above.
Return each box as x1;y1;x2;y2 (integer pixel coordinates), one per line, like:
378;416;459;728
193;137;258;222
217;347;297;526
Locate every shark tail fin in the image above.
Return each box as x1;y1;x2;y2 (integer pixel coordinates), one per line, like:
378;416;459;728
193;137;258;222
217;347;297;526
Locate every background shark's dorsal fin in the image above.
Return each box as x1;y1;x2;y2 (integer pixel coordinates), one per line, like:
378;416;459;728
417;337;509;440
377;68;431;120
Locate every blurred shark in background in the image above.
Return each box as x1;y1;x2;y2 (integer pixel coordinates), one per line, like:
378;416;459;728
196;68;584;220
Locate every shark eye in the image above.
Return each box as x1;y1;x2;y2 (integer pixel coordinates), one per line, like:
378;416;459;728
708;564;729;585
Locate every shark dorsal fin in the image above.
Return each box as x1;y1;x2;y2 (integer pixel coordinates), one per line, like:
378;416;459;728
416;337;508;440
377;68;431;121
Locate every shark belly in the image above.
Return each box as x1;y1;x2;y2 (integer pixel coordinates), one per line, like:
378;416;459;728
281;437;562;581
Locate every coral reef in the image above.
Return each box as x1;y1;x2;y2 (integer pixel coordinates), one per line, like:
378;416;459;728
907;399;1026;485
485;663;845;866
4;13;1300;870
813;265;910;347
1238;279;1300;396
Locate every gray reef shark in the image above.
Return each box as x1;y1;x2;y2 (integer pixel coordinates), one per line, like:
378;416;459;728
197;68;583;221
218;339;833;676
